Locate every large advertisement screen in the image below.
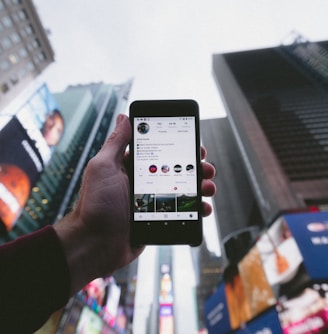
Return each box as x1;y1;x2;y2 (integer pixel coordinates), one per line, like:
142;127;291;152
79;276;124;331
0;84;64;231
205;212;328;334
159;264;174;334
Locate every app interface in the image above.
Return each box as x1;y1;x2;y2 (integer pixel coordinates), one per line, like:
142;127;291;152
133;116;198;221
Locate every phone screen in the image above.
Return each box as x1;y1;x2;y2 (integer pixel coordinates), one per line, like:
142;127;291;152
133;116;199;222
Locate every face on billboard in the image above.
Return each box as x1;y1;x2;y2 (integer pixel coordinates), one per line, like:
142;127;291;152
41;110;65;147
0;84;64;231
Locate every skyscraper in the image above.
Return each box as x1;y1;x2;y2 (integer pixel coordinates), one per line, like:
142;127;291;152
212;38;328;229
203;39;328;334
0;0;54;111
0;80;132;242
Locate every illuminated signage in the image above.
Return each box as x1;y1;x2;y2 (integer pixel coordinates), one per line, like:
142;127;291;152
0;84;64;231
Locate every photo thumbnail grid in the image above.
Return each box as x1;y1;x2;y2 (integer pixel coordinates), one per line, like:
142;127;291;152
134;193;198;214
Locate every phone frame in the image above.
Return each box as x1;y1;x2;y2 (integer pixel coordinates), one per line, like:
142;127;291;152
129;99;202;246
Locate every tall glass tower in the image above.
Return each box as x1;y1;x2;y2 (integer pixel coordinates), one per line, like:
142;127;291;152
1;80;132;243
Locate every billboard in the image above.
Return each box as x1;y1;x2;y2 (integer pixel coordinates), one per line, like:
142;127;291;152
205;212;328;334
204;283;231;334
0;84;64;231
79;276;124;331
159;264;174;334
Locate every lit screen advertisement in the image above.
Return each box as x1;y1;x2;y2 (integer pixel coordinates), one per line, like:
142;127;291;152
80;276;122;330
205;212;328;334
204;283;231;334
159;264;174;334
133;116;198;221
234;307;282;334
284;212;328;279
257;213;328;334
0;84;64;230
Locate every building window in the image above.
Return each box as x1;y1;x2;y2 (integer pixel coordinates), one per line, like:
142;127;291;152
18;9;28;20
10;74;18;85
19;47;28;58
32;38;40;49
20;27;27;38
2;15;12;28
26;61;34;71
18;67;27;78
0;83;9;93
0;59;10;70
39;52;46;61
1;37;12;49
26;24;34;35
33;54;40;65
10;32;20;44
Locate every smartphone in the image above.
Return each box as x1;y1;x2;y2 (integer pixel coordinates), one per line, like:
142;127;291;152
129;100;202;246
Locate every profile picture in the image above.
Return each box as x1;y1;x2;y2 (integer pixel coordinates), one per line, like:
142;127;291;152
174;164;182;173
149;165;157;173
137;122;150;134
186;164;194;172
161;165;170;173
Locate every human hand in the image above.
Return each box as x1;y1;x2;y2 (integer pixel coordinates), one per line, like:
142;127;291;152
55;114;216;295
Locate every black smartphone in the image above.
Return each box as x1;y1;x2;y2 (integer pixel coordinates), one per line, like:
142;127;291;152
129;99;202;246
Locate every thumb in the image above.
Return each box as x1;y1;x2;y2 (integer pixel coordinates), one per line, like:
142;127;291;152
102;114;131;160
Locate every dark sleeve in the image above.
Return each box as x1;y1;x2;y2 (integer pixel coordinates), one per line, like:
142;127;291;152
0;225;70;333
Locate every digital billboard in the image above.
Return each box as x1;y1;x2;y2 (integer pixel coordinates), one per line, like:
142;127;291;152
0;84;64;231
159;264;174;334
79;276;124;332
204;283;231;334
205;212;328;334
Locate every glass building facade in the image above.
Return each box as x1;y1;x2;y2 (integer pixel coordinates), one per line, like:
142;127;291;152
0;80;132;243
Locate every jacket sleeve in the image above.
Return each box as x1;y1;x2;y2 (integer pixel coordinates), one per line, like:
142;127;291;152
0;225;70;333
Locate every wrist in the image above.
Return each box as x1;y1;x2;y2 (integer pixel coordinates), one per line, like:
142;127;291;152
53;213;102;296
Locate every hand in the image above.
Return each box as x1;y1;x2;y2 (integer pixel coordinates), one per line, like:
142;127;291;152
54;114;216;295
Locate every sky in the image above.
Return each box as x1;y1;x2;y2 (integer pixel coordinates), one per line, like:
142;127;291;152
33;0;328;120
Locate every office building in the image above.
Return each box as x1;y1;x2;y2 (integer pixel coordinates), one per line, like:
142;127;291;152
212;39;328;230
0;0;54;111
203;38;328;334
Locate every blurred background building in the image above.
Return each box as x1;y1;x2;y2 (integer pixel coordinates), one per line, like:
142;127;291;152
202;37;328;334
0;0;54;111
206;38;328;264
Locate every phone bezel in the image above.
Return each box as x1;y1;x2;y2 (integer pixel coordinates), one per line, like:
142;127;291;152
129;99;202;246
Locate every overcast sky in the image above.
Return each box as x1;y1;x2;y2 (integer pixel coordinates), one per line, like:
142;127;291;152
33;0;328;119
